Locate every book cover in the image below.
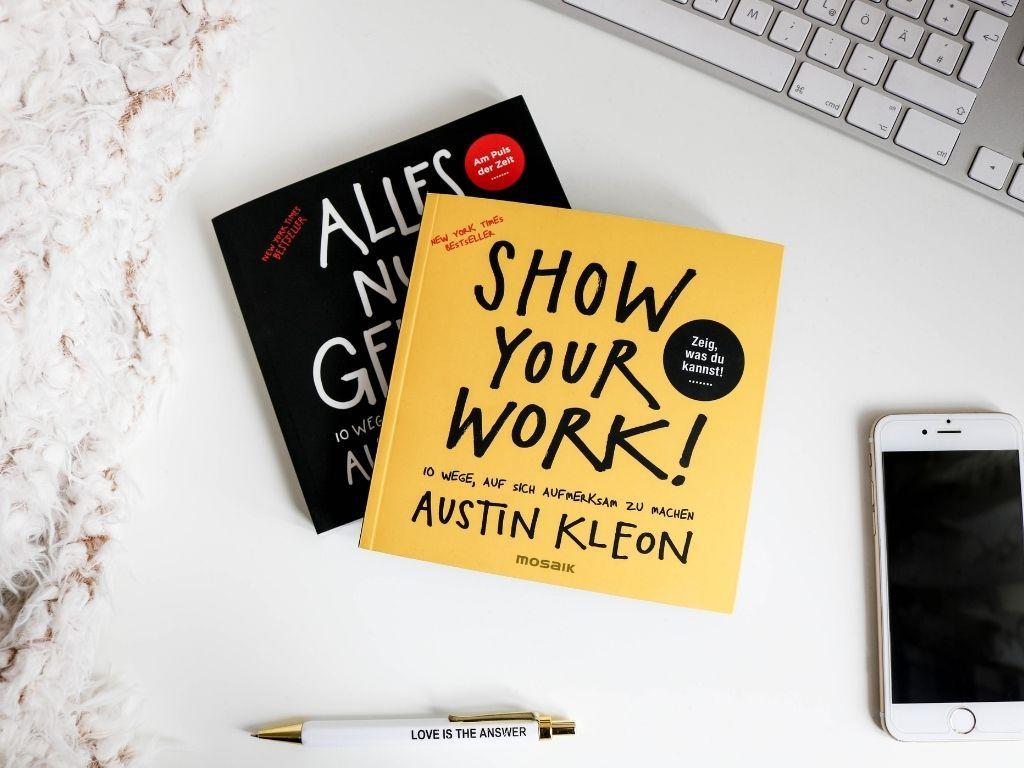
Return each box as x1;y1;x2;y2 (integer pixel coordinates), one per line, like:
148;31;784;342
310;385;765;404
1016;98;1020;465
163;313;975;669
212;97;569;533
360;195;783;611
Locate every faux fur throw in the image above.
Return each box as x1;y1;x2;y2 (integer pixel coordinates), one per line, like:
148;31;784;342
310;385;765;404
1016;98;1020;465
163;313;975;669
0;2;245;765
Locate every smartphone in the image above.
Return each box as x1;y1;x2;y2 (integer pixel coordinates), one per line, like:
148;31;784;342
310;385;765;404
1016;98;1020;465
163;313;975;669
871;413;1024;741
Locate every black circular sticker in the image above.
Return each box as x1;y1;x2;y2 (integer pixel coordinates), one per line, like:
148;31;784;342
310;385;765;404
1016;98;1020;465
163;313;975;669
663;319;744;402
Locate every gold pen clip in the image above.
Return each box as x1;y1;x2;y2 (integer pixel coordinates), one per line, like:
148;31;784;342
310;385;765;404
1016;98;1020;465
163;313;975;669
448;711;575;738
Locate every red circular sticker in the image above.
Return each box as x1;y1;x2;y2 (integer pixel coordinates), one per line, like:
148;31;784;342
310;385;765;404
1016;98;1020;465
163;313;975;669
464;133;525;191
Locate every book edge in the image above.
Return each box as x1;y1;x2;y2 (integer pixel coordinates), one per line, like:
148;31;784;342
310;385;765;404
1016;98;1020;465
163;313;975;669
358;194;442;550
723;244;785;612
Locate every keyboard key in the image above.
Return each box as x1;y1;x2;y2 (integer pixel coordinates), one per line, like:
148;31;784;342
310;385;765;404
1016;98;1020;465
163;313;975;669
884;60;975;123
925;0;968;34
769;11;812;50
972;0;1017;16
565;0;797;91
887;0;927;18
805;0;847;24
846;42;889;82
968;147;1013;188
1009;167;1024;201
732;0;773;34
694;0;733;18
788;61;854;115
959;11;1008;87
919;32;963;74
894;108;959;163
847;87;902;136
774;0;801;8
881;16;924;56
843;0;886;38
808;27;852;66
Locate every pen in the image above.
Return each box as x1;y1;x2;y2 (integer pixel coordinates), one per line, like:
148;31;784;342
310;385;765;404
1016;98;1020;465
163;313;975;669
251;711;575;746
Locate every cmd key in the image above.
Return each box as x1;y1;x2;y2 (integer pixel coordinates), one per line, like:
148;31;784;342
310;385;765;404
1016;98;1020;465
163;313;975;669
789;62;854;115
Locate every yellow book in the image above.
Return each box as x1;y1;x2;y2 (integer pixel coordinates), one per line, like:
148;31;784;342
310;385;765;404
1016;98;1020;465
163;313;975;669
359;195;783;611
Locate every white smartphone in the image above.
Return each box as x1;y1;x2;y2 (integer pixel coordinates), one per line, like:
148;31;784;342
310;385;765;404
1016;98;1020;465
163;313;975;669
871;413;1024;741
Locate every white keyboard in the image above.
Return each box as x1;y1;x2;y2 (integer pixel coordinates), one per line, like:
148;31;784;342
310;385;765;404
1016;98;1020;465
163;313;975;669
553;0;1024;213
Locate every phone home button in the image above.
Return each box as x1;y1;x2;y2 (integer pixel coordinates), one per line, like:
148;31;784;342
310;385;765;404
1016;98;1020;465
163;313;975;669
949;707;976;735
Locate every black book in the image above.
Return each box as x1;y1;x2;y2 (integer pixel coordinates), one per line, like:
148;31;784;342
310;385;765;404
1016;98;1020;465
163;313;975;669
213;97;569;533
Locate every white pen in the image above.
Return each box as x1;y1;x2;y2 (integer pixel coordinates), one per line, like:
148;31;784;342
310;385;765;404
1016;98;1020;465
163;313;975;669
251;711;575;746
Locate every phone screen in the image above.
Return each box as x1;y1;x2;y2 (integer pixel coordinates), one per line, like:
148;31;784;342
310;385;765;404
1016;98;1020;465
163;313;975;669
883;450;1024;704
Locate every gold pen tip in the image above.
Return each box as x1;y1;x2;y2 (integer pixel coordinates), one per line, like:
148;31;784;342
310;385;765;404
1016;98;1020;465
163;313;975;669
249;723;303;742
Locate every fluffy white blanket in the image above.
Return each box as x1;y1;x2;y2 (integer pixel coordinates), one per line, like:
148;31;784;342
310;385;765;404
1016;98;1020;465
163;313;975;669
0;2;245;764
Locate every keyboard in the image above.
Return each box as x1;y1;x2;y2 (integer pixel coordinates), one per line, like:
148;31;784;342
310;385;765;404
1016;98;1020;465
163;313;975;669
547;0;1024;214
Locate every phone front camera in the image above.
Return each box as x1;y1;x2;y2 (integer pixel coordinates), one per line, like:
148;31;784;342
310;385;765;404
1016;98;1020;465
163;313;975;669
922;429;928;435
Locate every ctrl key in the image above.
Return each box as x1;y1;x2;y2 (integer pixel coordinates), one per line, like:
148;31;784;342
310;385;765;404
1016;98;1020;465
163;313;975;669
894;109;959;165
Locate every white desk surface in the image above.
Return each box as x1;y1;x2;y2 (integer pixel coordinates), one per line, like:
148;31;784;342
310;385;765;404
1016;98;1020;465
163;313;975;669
98;0;1024;765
